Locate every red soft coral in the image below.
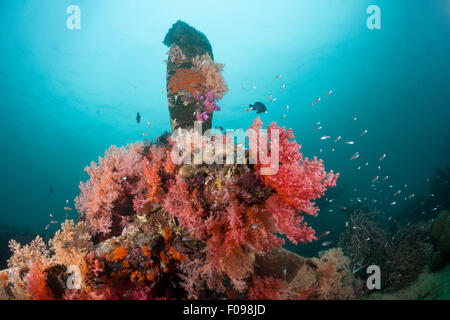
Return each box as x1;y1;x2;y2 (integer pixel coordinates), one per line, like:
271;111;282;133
247;276;287;300
249;117;338;244
163;177;207;239
26;262;53;300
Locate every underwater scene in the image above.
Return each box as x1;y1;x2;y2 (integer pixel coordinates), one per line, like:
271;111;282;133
0;0;449;301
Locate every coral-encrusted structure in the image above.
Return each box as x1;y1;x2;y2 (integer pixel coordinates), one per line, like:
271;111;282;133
0;21;344;301
164;20;228;132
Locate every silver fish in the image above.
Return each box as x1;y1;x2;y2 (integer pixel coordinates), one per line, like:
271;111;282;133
350;152;359;160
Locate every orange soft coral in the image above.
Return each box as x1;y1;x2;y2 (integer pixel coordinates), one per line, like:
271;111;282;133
142;146;178;204
106;247;128;262
167;68;205;95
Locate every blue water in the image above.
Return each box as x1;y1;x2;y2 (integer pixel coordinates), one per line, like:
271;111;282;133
0;0;449;258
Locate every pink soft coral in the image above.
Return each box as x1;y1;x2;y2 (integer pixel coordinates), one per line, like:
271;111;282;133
75;143;146;239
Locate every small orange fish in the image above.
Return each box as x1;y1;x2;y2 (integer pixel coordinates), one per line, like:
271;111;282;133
312;97;321;106
50;220;58;224
64;206;72;211
281;84;286;90
142;132;148;136
371;176;379;183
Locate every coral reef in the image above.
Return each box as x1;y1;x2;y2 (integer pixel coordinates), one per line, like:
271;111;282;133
253;248;355;300
0;117;338;300
338;209;433;292
167;44;186;65
75;143;146;241
0;21;342;301
431;210;450;270
192;53;228;99
167;68;205;96
366;265;450;300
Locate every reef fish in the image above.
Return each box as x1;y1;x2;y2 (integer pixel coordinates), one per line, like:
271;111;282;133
246;102;267;114
318;231;331;239
136;112;141;124
321;241;333;247
312;97;321;106
350;152;359;160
